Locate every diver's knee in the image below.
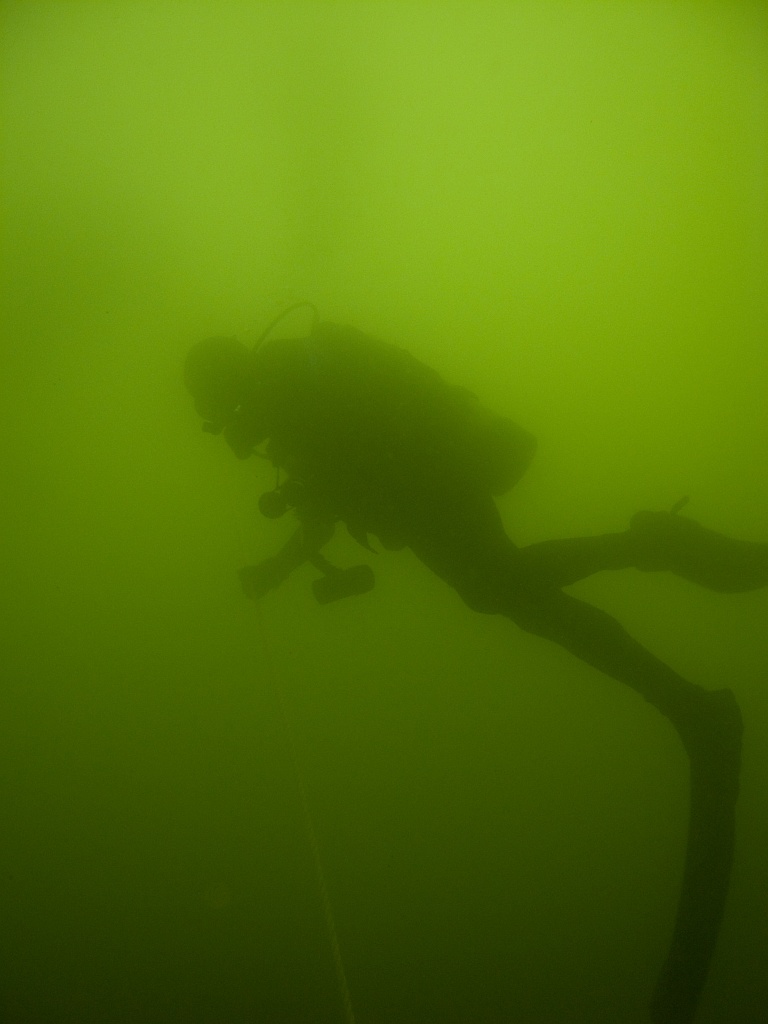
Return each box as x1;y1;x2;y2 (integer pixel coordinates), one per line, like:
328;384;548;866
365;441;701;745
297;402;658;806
457;576;553;621
456;585;506;615
496;583;573;636
503;603;551;636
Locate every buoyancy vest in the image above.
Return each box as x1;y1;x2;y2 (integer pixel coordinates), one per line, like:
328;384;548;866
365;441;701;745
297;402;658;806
242;322;537;534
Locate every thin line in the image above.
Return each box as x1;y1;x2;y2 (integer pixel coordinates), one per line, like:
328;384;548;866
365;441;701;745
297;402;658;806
253;606;357;1024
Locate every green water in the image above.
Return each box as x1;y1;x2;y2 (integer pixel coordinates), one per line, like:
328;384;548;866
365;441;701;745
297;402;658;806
2;3;766;1021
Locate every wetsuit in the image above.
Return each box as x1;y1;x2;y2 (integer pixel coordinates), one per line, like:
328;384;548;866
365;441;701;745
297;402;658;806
222;320;763;1024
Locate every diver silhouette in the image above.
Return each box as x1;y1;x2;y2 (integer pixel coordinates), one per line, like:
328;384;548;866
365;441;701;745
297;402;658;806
184;312;766;1024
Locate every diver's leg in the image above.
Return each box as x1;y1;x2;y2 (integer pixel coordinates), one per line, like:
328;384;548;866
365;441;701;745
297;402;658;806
499;581;735;747
410;500;741;1024
517;532;634;588
501;585;742;1024
518;512;768;592
630;510;768;592
406;490;743;757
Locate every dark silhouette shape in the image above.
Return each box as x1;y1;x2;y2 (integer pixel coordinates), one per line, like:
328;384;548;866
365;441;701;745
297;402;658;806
184;316;766;1023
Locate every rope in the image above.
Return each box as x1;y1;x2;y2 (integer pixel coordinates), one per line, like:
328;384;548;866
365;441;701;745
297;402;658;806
252;606;357;1024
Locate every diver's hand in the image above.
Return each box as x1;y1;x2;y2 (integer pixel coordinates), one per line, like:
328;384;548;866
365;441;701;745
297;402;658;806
238;558;286;600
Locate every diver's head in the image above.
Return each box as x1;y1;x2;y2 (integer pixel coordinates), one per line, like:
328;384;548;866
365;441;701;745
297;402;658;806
183;336;251;432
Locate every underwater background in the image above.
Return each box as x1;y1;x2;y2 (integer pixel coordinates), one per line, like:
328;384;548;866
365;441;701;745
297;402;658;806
2;2;766;1021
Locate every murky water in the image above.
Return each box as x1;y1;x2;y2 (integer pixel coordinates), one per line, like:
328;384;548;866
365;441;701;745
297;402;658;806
2;3;766;1021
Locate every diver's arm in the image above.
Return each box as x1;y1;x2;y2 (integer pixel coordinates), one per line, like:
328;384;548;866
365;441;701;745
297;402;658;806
239;517;336;600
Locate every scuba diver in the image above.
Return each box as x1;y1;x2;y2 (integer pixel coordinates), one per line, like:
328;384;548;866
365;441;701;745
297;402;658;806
184;305;766;1024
